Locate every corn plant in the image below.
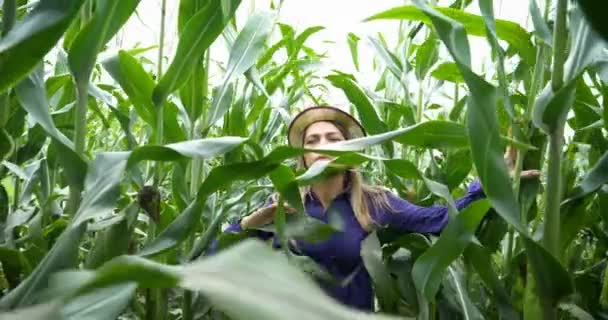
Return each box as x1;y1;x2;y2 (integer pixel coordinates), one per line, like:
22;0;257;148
0;0;607;319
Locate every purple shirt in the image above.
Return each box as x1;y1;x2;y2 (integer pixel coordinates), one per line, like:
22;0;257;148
222;180;485;311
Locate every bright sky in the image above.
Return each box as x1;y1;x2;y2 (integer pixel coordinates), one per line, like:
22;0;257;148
113;0;534;105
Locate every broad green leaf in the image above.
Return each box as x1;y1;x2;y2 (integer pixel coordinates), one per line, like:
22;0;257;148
204;83;234;130
384;158;458;215
102;51;155;125
534;7;607;133
139;160;282;257
529;0;552;45
14;66;73;150
60;284;137;320
0;128;14;161
327;74;388;135
409;0;524;233
368;36;406;88
204;11;275;130
14;65;87;190
347;32;360;71
522;237;574;308
431;62;464;83
84;203;138;269
410;4;574;308
13;152;131;310
478;0;516;119
51;241;401;320
365;5;535;64
0;224;86;309
68;0;140;83
415;35;439;80
361;232;400;312
0;0;83;92
441;265;484;320
326;121;468;151
153;0;241;106
127;137;247;168
464;244;519;319
0;303;60;320
558;303;595;320
72;153;129;226
563;149;608;203
412;199;490;300
445;149;472;190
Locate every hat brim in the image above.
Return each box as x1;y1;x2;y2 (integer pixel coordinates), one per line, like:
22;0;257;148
287;106;366;147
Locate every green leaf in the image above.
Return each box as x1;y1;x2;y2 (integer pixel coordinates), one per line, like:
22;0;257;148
431;62;464;83
0;0;83;92
0;303;60;320
563;150;608;203
60;284;137;320
361;232;400;312
72;152;129;226
327;74;388;135
102;51;155;125
529;0;552;45
347;32;360;71
68;0;140;83
368;36;406;87
464;244;519;319
412;199;490;300
533;7;606;134
415;35;439;80
0;224;86;309
127;137;247;168
15;65;87;190
84;204;138;269
14;66;73;150
204;11;275;130
50;241;401;320
409;0;524;233
153;0;241;106
329;121;468;151
532;74;578;134
365;4;535;64
523;237;574;308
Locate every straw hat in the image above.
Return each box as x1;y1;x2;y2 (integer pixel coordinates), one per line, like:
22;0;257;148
287;106;366;147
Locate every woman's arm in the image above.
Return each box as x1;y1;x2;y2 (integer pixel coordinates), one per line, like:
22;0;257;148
371;180;485;234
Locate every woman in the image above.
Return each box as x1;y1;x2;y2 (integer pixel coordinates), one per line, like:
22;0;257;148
221;106;538;312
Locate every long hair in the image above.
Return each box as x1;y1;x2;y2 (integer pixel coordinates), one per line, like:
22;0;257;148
296;121;393;231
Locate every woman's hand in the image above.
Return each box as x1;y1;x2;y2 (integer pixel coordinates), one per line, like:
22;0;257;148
240;202;297;230
505;145;541;180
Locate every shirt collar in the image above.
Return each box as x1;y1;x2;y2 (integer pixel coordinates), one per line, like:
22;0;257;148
305;174;352;204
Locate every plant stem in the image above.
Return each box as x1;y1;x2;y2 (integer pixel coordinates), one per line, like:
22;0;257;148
417;78;424;123
542;0;568;260
67;81;89;214
154;0;167;187
183;291;193;320
551;0;568;91
148;3;168;320
543;130;563;257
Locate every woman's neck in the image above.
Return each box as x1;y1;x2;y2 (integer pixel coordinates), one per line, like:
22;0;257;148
311;173;346;209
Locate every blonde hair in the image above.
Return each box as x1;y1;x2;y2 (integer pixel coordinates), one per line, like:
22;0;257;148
295;121;393;231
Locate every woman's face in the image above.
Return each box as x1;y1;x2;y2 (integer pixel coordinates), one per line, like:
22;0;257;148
302;121;346;167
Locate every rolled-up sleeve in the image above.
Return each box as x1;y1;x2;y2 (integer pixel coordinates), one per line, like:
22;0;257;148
371;179;485;234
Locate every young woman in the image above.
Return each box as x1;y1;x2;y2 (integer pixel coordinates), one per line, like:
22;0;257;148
221;106;538;312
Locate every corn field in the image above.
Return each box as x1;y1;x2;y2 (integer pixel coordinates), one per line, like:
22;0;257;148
0;0;607;319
